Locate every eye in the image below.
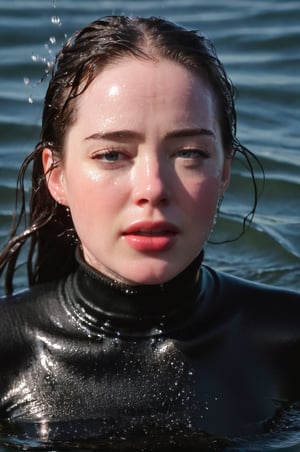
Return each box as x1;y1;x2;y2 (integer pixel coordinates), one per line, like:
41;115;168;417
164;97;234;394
92;149;126;162
175;148;209;159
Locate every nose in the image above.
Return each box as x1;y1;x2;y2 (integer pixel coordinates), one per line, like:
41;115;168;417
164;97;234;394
132;154;170;207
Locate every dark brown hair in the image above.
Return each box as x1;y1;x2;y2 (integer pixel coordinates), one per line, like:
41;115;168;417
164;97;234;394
0;15;259;294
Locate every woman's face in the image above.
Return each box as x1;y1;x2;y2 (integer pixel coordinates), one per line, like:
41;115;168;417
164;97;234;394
44;57;231;285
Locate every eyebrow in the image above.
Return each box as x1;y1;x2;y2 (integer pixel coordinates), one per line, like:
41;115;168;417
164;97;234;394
166;127;216;140
84;127;216;142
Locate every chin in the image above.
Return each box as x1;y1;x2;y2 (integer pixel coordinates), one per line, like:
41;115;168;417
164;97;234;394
124;264;182;286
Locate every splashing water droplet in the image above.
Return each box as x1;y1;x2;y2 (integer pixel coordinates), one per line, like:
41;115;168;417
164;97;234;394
51;16;61;26
23;77;30;85
28;97;33;104
49;36;56;45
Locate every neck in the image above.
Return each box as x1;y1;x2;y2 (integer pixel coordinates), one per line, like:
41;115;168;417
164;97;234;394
61;249;204;338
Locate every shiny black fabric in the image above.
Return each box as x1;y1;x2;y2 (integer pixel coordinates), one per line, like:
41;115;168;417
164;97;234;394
1;252;300;449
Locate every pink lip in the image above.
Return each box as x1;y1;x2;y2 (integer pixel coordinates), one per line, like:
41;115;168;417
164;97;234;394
122;221;179;252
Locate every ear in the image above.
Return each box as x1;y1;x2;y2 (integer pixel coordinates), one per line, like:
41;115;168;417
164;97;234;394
42;148;68;206
219;153;232;197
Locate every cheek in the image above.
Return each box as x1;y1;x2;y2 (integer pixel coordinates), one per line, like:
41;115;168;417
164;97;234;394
64;172;124;228
182;175;221;219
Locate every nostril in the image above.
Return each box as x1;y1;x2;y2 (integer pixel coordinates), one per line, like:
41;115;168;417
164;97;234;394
136;198;149;206
136;195;169;207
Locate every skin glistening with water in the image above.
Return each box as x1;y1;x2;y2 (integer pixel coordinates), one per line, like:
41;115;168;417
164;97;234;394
0;15;300;450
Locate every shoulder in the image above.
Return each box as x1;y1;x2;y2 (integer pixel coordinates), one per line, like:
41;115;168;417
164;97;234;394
0;281;60;345
201;264;300;336
0;280;59;310
202;264;300;303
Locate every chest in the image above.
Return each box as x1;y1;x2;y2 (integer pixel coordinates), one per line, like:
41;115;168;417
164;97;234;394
1;332;282;438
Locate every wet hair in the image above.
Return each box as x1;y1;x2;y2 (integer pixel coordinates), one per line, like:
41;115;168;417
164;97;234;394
0;15;262;294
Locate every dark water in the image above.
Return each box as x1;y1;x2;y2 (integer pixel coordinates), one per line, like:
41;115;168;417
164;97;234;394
0;0;300;450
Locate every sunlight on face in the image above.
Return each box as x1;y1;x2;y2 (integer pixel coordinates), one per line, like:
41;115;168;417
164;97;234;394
49;57;231;284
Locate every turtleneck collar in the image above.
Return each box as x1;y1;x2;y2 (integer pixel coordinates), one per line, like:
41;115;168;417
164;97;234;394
61;249;204;338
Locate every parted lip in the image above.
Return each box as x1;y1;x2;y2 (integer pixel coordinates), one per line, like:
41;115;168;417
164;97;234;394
122;221;179;235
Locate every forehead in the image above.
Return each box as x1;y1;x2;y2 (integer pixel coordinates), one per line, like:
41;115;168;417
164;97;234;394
73;57;218;129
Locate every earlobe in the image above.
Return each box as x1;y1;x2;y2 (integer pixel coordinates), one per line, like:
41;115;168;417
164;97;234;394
42;148;68;206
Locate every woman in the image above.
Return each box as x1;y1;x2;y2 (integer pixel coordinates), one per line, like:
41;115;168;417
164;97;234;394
0;15;299;450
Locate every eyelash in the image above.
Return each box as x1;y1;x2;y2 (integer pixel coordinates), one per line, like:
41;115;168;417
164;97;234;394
91;149;125;162
175;148;209;159
91;147;209;166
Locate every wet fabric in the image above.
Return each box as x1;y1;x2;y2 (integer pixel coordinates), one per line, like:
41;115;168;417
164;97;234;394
0;251;300;447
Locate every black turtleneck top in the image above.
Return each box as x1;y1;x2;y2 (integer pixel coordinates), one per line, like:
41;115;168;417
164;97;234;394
1;252;300;450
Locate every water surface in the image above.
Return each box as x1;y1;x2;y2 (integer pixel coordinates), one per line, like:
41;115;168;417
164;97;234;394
1;0;299;294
